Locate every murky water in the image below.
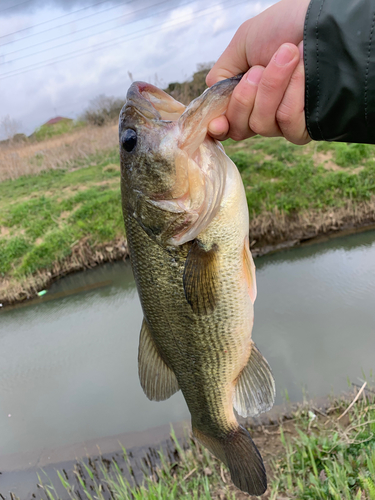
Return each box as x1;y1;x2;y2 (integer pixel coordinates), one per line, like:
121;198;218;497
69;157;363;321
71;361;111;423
1;230;375;465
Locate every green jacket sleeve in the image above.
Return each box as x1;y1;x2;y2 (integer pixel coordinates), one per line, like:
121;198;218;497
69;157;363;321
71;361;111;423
304;0;375;144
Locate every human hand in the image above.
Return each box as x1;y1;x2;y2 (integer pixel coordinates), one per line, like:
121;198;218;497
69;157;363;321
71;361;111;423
206;0;311;145
207;0;310;81
208;42;311;145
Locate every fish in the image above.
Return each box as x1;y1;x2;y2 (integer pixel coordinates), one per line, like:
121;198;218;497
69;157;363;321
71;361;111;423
119;77;275;496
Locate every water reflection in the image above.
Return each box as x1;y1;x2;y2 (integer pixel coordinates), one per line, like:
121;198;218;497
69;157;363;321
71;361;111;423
0;229;374;460
0;263;188;457
254;229;375;405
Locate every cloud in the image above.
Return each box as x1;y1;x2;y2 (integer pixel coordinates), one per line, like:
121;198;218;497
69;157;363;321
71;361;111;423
0;0;275;138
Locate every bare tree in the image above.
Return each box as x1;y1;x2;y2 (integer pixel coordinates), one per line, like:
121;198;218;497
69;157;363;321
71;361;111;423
1;115;22;141
164;63;214;104
82;94;124;126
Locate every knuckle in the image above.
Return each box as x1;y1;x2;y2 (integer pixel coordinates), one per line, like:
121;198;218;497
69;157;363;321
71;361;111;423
237;19;251;38
230;132;242;142
231;86;254;109
259;75;280;95
276;105;293;128
249;116;267;136
229;121;251;141
249;115;281;137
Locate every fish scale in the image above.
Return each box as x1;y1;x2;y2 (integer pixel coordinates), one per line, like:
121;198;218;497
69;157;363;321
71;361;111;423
129;216;240;430
120;77;275;495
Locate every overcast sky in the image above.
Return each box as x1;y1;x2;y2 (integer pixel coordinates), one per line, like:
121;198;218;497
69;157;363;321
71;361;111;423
0;0;275;138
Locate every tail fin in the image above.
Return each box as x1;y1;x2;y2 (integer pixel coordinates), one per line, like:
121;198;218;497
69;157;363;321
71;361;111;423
193;425;267;496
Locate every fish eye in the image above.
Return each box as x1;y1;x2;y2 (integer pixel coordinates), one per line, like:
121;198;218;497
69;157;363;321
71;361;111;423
122;129;137;152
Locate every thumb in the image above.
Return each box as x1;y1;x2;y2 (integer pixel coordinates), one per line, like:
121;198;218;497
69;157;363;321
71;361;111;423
206;23;250;87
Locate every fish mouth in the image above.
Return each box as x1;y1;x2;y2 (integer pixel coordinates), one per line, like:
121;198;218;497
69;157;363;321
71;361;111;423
123;82;186;122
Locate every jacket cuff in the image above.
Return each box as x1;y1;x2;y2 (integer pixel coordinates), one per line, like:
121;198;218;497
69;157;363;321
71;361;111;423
304;0;375;143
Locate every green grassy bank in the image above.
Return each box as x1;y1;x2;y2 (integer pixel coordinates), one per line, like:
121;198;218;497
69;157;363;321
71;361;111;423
1;131;375;304
36;390;375;500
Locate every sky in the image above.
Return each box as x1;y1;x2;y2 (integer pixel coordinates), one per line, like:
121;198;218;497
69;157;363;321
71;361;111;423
0;0;275;139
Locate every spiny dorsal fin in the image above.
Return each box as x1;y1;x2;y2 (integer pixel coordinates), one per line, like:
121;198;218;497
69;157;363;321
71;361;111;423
183;239;219;315
138;318;179;401
233;342;275;418
243;236;257;304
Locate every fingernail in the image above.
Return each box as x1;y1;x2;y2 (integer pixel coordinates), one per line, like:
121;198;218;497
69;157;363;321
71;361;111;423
246;66;263;86
274;44;295;66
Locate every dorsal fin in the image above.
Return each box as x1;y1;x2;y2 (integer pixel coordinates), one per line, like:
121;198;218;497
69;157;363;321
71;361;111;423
233;342;275;417
138;319;179;401
183;239;219;315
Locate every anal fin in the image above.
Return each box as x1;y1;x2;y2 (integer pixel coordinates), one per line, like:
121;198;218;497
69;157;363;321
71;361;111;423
233;342;275;417
138;318;179;401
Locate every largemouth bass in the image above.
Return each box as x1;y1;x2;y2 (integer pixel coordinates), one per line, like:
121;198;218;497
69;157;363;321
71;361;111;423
119;77;275;496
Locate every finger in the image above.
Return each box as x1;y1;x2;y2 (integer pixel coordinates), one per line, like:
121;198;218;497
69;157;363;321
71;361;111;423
206;22;249;87
249;43;300;137
276;42;311;145
206;0;309;87
224;66;264;141
207;115;230;141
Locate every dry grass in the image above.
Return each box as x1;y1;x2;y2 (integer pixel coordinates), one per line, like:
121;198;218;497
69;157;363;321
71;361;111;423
0;123;118;181
249;199;375;255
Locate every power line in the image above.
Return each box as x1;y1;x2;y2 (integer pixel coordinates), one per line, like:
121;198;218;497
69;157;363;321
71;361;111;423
0;0;136;45
0;0;32;15
0;0;131;40
0;0;247;81
1;5;205;77
2;0;176;63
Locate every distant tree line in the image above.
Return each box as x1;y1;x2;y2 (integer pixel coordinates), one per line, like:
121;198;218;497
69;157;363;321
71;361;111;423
81;94;125;126
164;63;212;104
0;115;24;144
0;65;213;144
82;63;213;126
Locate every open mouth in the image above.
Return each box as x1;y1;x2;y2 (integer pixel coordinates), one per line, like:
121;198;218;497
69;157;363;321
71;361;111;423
129;82;186;121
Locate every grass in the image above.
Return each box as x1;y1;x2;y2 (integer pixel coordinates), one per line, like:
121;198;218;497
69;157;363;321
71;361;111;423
270;388;375;499
38;430;236;500
32;119;86;141
33;390;375;500
0;147;122;281
225;137;375;215
1;125;375;303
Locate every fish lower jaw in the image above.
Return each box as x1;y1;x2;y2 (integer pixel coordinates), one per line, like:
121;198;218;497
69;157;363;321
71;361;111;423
148;197;210;246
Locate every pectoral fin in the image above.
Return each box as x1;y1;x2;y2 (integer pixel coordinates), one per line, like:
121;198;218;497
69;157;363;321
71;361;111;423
183;239;219;315
233;342;275;417
138;319;179;401
243;236;257;304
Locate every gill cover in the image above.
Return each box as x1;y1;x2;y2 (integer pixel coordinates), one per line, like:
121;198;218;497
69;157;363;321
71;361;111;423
160;75;242;245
